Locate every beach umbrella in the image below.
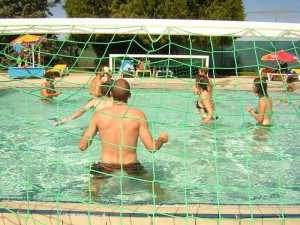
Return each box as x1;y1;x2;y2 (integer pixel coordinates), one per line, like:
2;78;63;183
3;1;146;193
261;51;299;62
10;34;46;47
10;34;47;67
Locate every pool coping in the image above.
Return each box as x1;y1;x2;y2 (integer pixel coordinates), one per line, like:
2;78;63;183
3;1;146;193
1;200;300;224
0;73;298;91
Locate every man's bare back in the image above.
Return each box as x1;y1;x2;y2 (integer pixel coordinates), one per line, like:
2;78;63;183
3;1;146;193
93;104;146;164
80;79;168;165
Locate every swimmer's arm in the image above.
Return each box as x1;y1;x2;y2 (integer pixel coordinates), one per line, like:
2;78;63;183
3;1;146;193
55;101;94;126
94;85;101;98
208;78;214;92
69;100;94;120
139;114;168;151
89;85;93;95
79;115;98;151
248;100;265;124
41;85;61;98
94;78;106;97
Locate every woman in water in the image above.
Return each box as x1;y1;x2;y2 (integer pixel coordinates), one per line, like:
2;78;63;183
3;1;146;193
194;75;215;123
246;78;273;126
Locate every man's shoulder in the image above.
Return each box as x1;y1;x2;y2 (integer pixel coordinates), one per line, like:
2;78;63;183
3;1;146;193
128;106;146;118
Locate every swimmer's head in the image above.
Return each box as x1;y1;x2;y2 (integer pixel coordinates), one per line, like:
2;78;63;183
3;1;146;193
112;79;131;103
198;67;209;76
44;71;56;81
253;77;268;97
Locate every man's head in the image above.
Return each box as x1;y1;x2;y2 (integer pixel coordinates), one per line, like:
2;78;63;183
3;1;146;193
112;79;131;103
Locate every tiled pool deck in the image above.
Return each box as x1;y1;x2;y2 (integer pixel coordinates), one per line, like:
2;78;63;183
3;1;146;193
1;200;300;225
0;72;297;91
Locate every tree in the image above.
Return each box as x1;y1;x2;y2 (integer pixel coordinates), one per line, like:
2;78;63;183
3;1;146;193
0;0;61;18
0;0;63;67
63;0;245;55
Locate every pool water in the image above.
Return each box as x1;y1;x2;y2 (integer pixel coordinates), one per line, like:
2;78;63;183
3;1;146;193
0;87;299;205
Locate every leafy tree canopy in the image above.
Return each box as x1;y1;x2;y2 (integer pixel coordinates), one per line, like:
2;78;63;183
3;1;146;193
63;0;245;54
64;0;244;21
0;0;63;67
0;0;61;18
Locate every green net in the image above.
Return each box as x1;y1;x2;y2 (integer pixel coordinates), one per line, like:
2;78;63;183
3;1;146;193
0;19;299;224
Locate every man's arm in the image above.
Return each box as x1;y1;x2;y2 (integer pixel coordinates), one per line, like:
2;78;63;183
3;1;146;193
138;113;168;151
79;114;98;151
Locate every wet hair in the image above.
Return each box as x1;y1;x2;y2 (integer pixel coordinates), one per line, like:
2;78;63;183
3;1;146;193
112;79;131;102
253;77;268;97
44;71;56;81
100;79;113;97
196;75;210;91
199;67;208;75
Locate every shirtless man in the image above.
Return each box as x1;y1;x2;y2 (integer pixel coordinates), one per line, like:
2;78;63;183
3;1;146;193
40;71;62;99
54;80;114;126
80;79;168;176
246;78;273;126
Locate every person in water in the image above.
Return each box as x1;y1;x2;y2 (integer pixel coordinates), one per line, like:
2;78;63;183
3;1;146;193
54;80;114;126
80;79;169;202
40;71;62;99
246;78;273;126
80;79;168;175
198;67;213;92
194;75;216;123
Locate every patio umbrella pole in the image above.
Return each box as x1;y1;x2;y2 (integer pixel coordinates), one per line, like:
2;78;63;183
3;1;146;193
31;45;35;67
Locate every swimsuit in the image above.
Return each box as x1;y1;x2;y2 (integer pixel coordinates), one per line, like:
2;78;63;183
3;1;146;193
195;100;219;120
195;100;208;113
90;161;146;178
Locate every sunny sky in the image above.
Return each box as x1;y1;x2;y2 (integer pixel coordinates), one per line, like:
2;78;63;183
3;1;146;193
50;0;300;23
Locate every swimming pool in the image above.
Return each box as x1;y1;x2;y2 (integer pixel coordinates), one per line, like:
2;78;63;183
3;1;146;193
0;87;299;205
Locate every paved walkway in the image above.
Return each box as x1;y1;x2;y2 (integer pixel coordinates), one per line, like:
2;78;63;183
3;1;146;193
0;72;295;91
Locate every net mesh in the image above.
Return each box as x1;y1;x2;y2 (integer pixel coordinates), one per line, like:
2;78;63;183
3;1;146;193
0;19;300;224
